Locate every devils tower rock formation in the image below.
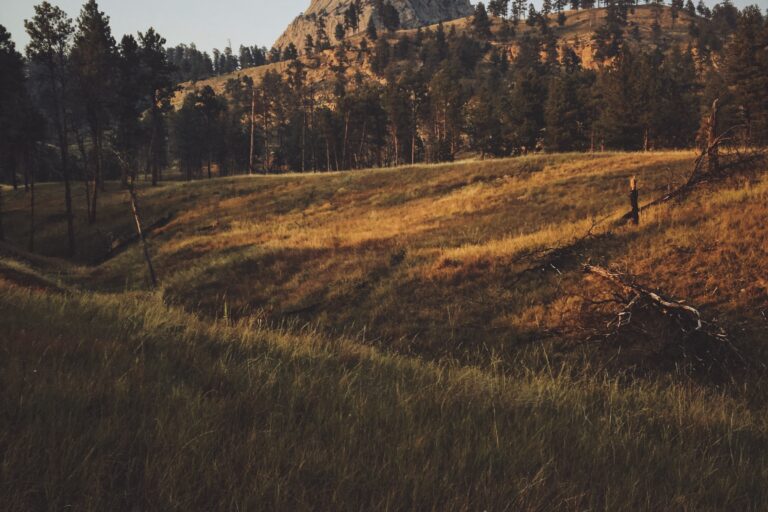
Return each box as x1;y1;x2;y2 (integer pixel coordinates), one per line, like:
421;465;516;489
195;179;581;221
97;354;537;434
274;0;473;54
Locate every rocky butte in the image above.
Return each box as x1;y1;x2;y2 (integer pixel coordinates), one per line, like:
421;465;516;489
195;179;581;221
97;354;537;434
274;0;474;53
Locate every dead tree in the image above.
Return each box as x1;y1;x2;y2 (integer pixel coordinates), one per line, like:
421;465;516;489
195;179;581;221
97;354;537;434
585;264;704;332
127;176;158;287
629;176;640;225
706;98;719;175
249;86;256;175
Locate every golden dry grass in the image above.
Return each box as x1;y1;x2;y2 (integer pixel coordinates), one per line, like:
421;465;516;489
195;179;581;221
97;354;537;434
3;151;765;372
2;151;768;509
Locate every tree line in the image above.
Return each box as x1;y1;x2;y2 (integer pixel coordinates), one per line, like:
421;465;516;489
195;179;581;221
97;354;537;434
172;0;767;174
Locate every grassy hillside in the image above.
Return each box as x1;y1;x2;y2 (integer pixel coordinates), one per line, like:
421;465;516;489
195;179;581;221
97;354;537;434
4;152;766;368
2;151;767;508
2;260;768;510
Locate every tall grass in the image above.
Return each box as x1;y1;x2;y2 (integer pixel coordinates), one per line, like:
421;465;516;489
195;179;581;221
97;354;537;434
2;283;768;511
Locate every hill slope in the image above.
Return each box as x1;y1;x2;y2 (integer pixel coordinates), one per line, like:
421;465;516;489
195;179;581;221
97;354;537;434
2;242;768;510
3;152;766;370
176;6;702;107
274;0;474;52
2;151;768;508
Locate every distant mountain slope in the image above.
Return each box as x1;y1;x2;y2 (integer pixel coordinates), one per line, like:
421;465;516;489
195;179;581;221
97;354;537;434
175;6;702;107
274;0;474;52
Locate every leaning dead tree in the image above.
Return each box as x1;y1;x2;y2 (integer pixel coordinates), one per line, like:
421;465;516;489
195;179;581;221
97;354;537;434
127;176;158;288
616;99;766;224
116;152;159;287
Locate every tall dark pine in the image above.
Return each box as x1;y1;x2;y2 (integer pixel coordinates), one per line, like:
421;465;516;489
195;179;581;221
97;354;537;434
0;25;26;192
472;3;493;38
25;2;76;257
726;6;768;145
138;28;176;186
71;0;117;223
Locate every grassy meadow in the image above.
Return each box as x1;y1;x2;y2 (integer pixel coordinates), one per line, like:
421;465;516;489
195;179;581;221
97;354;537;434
2;151;768;509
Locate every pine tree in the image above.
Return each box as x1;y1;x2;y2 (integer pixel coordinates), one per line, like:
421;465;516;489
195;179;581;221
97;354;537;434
366;16;378;41
138;28;176;186
472;3;493;38
284;43;298;60
726;6;768;144
71;0;117;222
25;2;76;256
380;2;400;32
0;25;28;193
335;22;346;42
304;34;315;56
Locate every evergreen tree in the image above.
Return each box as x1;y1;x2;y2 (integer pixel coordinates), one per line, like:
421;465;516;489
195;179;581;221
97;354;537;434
0;25;30;192
726;6;768;144
71;0;117;222
25;2;76;256
335;22;346;42
138;28;176;185
304;34;315;56
472;3;493;39
685;0;696;16
113;34;144;184
380;2;401;32
366;16;378;41
344;1;361;32
284;42;299;60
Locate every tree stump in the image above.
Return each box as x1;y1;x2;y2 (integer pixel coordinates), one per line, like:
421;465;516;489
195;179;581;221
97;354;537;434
629;176;640;225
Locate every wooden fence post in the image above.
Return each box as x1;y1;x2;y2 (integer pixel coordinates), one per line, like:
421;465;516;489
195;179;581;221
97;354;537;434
630;176;640;225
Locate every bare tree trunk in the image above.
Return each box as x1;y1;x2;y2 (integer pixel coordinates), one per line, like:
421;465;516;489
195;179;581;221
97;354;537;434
249;87;256;175
0;181;4;242
301;103;306;173
28;145;36;252
707;99;719;175
57;118;75;257
128;177;158;287
10;155;18;191
76;131;94;223
342;111;349;170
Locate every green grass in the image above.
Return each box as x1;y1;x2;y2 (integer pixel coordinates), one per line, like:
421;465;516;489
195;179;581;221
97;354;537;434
2;283;768;511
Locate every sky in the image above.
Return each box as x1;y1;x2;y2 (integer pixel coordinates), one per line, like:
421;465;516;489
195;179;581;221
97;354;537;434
1;0;766;55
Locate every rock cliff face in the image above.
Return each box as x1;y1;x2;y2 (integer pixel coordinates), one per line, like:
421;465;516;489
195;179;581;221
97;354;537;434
274;0;473;53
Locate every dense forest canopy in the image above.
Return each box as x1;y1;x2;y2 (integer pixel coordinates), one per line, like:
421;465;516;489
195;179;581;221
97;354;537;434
0;0;767;254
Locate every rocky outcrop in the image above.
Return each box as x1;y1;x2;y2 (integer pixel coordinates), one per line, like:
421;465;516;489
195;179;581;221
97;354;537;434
274;0;473;54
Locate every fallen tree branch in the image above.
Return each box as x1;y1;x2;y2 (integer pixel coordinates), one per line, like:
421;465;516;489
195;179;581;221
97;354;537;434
584;264;703;331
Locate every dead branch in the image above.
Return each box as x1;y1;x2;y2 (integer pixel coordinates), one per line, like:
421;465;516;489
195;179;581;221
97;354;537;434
584;264;704;331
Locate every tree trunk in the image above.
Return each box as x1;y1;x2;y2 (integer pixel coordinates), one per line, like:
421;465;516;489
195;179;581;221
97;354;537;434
76;131;94;223
249;87;256;175
707;99;719;175
629;176;640;225
28;144;36;252
342;111;349;170
128;177;158;287
0;181;4;242
29;177;35;252
10;154;18;191
150;105;160;187
57;116;75;256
